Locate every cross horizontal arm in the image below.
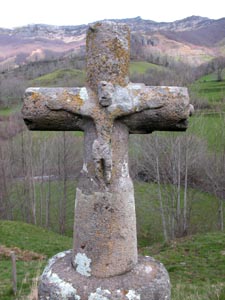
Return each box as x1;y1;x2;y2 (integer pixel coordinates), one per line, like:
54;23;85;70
116;84;192;133
22;87;92;131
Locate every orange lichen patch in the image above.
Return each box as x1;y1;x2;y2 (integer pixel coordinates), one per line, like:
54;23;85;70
61;90;84;108
0;245;46;261
107;37;129;62
121;290;129;296
105;38;130;87
111;107;125;118
30;92;41;102
132;89;141;97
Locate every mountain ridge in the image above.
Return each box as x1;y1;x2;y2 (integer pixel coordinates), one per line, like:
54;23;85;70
0;16;225;71
0;15;216;31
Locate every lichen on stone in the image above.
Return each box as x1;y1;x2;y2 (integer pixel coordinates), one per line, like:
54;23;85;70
126;290;140;300
79;87;89;101
49;271;80;299
144;265;153;274
42;250;71;276
88;288;111;300
74;252;92;277
121;161;129;178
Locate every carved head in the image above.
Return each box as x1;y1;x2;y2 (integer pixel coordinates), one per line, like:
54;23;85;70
98;81;115;107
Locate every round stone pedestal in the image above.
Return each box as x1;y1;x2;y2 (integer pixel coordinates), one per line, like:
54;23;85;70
38;250;170;300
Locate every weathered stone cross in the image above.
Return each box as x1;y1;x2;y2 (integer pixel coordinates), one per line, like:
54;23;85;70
22;21;192;300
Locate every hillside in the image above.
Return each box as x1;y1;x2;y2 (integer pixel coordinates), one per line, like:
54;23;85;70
0;220;224;300
0;220;72;299
0;16;225;72
163;17;225;46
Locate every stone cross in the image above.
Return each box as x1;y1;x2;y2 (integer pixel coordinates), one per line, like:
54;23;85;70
22;21;193;300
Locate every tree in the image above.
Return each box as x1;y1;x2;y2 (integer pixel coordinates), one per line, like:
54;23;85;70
203;151;225;231
130;133;207;240
213;56;225;82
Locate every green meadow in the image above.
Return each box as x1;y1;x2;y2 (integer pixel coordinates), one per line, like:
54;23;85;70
190;69;225;108
1;220;224;300
31;68;86;87
129;61;165;74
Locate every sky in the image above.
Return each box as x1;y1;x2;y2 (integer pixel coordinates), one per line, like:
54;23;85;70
0;0;224;29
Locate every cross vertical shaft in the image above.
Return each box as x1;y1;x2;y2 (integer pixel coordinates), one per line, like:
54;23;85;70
72;22;138;278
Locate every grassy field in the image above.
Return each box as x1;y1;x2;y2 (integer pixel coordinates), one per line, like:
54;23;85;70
0;221;72;300
0;105;22;117
30;68;86;87
142;231;225;299
129;61;164;75
0;220;224;300
190;69;225;109
188;112;225;151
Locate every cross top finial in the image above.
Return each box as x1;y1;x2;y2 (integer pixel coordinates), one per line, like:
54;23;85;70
86;21;130;92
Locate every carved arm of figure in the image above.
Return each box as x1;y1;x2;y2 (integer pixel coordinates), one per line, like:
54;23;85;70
44;87;94;117
107;83;192;117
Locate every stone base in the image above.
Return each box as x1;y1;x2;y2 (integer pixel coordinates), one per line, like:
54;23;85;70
38;250;171;300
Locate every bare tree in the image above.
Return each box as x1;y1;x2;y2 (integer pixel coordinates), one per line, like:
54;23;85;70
213;56;225;82
155;136;168;242
0;142;11;218
130;132;207;241
59;132;68;234
204;150;225;231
